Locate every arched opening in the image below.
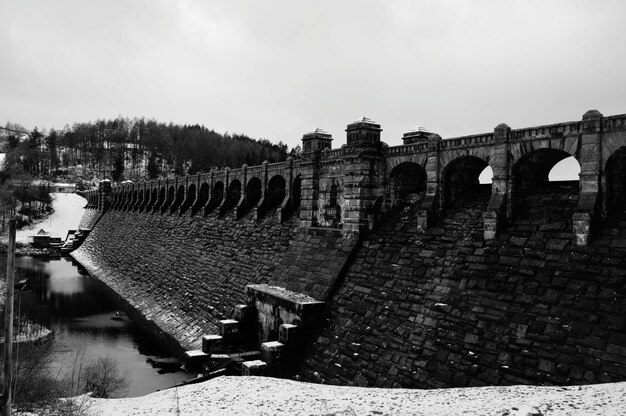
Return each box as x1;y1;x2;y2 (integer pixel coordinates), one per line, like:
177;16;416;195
291;175;302;211
389;162;427;205
246;177;262;208
181;183;196;214
548;156;580;182
118;191;126;210
164;186;175;208
513;149;579;222
192;183;208;215
147;188;157;211
111;191;120;210
443;156;491;207
479;166;493;184
133;190;142;210
130;190;138;210
228;180;241;204
170;185;185;213
213;181;224;203
606;147;626;217
267;175;286;208
154;187;166;212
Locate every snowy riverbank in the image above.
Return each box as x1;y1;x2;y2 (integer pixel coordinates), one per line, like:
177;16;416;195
81;376;626;416
11;192;86;244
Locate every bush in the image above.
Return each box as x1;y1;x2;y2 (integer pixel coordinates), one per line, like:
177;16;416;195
80;356;128;398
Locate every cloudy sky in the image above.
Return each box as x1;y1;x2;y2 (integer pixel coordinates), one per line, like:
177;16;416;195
1;0;625;149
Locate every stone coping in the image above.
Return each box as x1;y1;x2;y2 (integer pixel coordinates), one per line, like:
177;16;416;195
246;284;325;315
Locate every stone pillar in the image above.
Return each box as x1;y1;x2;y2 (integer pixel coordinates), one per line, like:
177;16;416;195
573;110;603;246
342;118;383;239
484;123;511;240
218;168;230;213
417;134;442;233
203;170;215;213
236;164;248;218
299;130;331;228
98;180;112;212
279;157;294;223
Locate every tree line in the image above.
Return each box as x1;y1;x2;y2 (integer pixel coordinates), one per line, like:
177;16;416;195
2;117;299;182
0;118;301;232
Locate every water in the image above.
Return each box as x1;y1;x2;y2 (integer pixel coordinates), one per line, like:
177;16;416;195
14;256;195;397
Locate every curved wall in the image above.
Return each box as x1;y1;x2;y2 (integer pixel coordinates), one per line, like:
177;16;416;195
72;208;299;351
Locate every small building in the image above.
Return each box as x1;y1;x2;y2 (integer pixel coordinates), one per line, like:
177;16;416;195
52;183;76;193
29;229;62;248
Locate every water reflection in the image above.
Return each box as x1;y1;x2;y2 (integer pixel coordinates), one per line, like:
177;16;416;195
14;256;194;397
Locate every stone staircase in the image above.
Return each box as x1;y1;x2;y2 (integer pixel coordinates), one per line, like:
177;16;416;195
183;284;324;379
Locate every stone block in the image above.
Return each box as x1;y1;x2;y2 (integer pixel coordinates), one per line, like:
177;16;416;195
261;341;285;364
279;324;299;344
202;334;223;354
218;319;239;337
234;304;250;322
184;350;209;372
241;360;267;376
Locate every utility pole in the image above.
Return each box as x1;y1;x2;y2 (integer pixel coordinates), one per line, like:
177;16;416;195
3;219;15;416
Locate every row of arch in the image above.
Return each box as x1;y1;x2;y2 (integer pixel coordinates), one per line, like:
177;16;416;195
84;145;626;225
94;174;302;221
388;146;626;217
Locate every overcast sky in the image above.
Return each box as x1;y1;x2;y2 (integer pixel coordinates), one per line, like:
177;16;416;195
1;0;625;149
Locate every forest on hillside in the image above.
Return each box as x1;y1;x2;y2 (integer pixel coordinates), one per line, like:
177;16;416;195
2;117;298;182
0;118;300;232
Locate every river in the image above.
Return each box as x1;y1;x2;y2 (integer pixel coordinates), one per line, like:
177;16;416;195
13;255;195;397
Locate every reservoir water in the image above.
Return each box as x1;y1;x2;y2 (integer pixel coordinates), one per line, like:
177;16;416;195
14;255;195;397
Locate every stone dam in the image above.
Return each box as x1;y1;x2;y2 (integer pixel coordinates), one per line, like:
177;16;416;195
72;110;626;388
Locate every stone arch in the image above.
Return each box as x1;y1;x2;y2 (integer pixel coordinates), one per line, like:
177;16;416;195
246;177;263;208
111;190;120;210
213;181;225;202
163;186;175;212
513;149;577;193
130;189;138;210
606;146;626;217
388;162;427;205
192;183;208;215
442;156;490;206
170;184;185;213
291;175;302;210
228;180;241;204
181;183;196;215
118;190;126;210
155;187;166;212
267;175;286;207
548;156;580;181
143;189;152;210
512;148;580;220
147;188;158;211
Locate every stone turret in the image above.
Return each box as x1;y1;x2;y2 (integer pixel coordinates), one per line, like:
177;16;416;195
302;128;333;153
342;117;384;238
345;117;382;148
402;127;436;145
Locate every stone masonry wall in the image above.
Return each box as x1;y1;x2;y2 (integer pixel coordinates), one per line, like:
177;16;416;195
271;229;356;300
300;183;626;388
73;207;299;351
78;209;101;230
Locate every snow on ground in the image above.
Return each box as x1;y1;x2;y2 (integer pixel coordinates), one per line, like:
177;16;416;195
11;193;86;244
84;376;626;416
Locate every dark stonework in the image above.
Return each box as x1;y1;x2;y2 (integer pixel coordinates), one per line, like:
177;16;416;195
76;110;626;388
